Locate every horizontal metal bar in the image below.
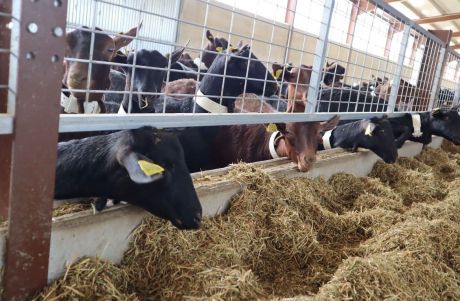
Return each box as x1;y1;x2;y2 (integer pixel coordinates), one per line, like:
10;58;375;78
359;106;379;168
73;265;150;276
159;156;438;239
0;114;13;134
0;12;12;18
56;112;406;133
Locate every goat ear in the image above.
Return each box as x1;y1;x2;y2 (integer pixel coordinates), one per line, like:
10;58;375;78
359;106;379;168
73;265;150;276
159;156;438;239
166;47;185;65
364;122;377;136
432;108;443;118
113;22;142;50
236;45;251;57
118;151;164;184
277;123;287;133
206;30;214;43
321;115;340;131
111;50;128;64
65;31;78;55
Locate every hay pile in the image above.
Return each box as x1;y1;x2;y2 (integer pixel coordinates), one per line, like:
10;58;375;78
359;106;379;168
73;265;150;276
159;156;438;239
35;141;460;300
52;200;94;217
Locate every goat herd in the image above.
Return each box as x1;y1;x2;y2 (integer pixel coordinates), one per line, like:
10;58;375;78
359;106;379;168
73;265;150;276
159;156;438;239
56;24;460;230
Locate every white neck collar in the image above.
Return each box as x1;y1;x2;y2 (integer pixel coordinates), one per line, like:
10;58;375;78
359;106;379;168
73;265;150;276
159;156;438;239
322;130;333;150
411;114;423;137
118;104;127;114
193;57;208;71
61;93;100;114
269;131;281;159
194;90;228;113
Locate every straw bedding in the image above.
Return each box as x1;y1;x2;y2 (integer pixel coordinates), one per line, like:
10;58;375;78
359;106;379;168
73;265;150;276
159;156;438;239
35;141;460;300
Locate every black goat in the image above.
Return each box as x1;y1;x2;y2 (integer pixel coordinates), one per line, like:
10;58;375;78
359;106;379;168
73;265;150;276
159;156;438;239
55;127;202;230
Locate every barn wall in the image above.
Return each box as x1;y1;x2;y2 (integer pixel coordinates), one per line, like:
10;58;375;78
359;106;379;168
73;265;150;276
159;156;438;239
177;0;290;65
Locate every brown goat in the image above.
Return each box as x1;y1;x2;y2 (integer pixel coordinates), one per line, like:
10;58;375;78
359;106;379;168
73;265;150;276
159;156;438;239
214;63;338;171
209;99;339;171
163;78;197;100
63;24;140;113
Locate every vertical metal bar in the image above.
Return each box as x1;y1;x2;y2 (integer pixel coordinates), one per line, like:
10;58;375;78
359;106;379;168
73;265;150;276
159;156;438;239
0;0;12;220
427;46;446;110
346;1;358;45
192;0;210;113
454;58;460;106
387;24;410;113
419;37;438;110
282;0;296;63
284;0;296;24
0;1;11;112
2;0;67;300
306;0;335;113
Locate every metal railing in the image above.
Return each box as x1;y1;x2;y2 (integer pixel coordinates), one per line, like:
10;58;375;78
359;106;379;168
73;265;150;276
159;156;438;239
2;0;458;136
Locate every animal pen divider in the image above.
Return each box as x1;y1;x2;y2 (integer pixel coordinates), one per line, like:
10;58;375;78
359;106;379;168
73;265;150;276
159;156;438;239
0;0;459;299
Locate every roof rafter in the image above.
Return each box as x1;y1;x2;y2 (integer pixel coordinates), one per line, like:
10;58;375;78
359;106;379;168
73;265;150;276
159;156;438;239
415;12;460;24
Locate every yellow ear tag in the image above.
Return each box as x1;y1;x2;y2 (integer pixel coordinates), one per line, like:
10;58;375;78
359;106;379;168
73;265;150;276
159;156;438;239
215;46;223;53
137;160;165;176
273;69;283;79
266;123;278;133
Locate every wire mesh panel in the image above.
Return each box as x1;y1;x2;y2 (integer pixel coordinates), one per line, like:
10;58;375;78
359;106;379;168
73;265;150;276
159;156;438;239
434;50;460;109
0;2;14;133
313;0;446;114
0;0;451;134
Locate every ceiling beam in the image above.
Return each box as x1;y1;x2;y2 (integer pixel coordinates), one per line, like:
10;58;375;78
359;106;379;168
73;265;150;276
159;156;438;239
414;12;460;24
452;32;460;38
453;44;460;50
385;0;404;3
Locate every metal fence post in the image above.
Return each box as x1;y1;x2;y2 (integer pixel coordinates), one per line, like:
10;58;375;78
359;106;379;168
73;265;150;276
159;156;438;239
387;24;410;113
305;0;335;113
427;46;447;110
2;0;67;300
451;56;460;107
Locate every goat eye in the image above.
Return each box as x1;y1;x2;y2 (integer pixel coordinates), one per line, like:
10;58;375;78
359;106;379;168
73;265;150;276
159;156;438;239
107;48;114;53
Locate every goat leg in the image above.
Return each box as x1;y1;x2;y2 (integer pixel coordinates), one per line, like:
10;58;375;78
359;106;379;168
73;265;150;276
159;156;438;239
394;126;412;149
77;99;85;114
98;100;106;113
